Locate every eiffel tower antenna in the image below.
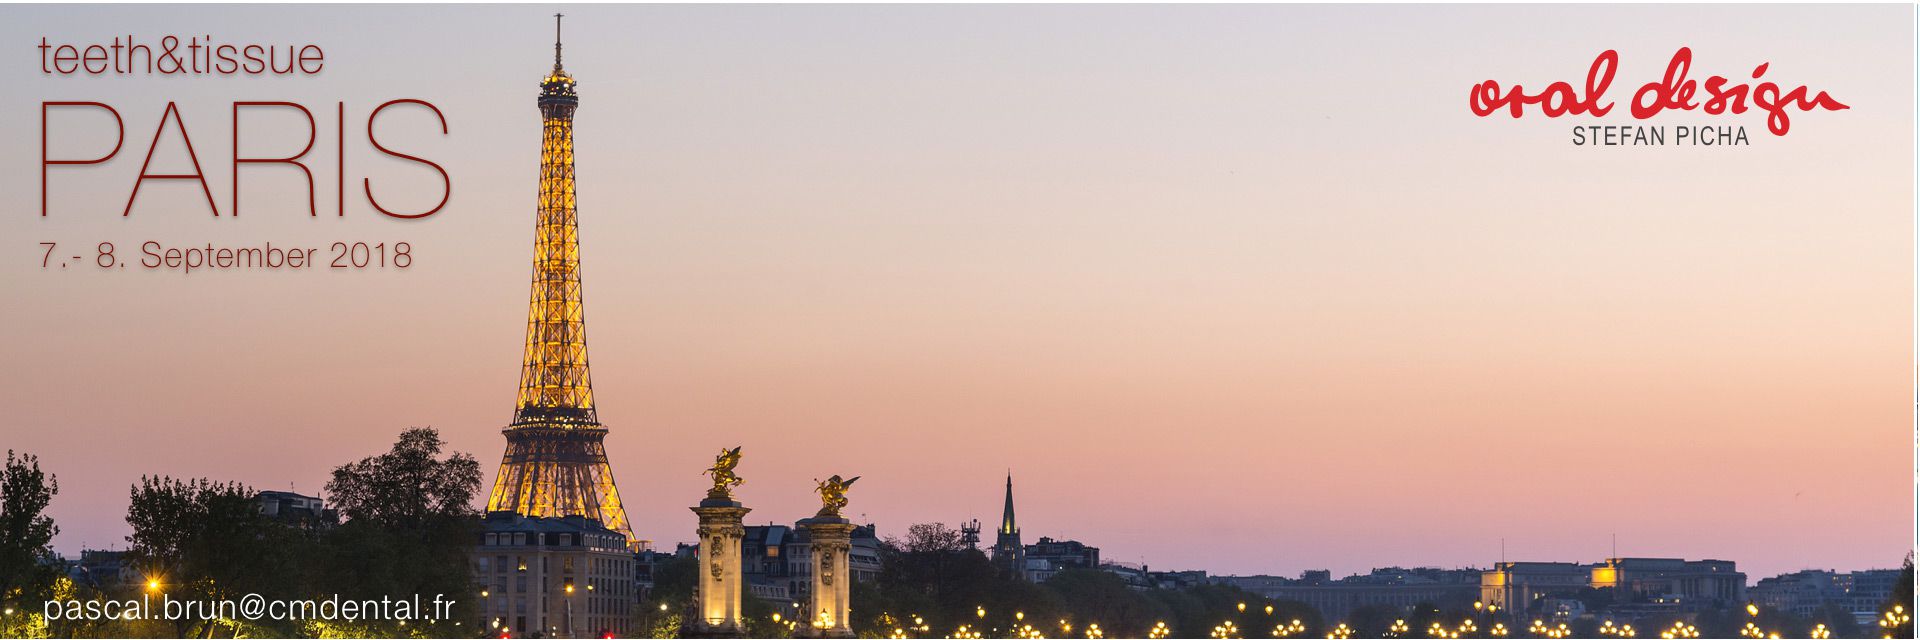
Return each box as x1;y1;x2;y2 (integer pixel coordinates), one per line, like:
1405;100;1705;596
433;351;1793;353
553;13;564;71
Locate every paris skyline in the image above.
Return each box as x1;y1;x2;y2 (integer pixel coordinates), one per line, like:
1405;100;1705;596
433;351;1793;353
0;4;1910;581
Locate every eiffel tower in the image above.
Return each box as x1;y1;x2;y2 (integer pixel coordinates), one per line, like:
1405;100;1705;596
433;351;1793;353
486;14;637;548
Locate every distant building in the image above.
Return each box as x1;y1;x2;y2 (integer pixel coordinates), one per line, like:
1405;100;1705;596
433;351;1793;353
1589;558;1744;608
1482;562;1591;613
741;523;798;607
1751;570;1838;616
1223;568;1481;621
1843;569;1903;624
471;512;636;638
1483;558;1745;615
1149;568;1211;590
68;550;138;590
992;474;1025;579
739;520;881;610
1751;568;1903;626
1100;562;1153;590
634;547;675;602
1024;537;1100;582
254;490;336;528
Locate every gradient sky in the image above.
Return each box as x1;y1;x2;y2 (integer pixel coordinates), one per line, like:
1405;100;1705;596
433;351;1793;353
0;4;1911;581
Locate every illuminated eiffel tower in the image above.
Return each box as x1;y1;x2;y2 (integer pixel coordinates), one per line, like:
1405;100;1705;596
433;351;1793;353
486;14;637;548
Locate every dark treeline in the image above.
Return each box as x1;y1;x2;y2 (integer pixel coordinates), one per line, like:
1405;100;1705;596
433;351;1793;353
1;438;1914;639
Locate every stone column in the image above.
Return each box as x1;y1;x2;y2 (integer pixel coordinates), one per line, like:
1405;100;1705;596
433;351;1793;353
691;497;751;637
803;516;857;638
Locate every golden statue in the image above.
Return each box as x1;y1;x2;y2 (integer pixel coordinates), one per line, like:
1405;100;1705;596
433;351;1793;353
813;474;859;518
704;446;743;500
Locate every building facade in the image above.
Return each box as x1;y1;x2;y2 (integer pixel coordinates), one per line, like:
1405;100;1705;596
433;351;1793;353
472;512;636;638
1589;557;1745;608
1223;568;1481;622
254;490;336;528
1481;562;1592;613
1751;568;1904;625
738;520;882;612
1024;537;1101;583
1482;558;1746;616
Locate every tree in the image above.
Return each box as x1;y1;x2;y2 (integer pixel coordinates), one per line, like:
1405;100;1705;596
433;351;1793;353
125;476;311;638
1045;569;1157;635
635;555;694;638
873;526;999;632
1887;553;1915;638
899;523;968;553
742;591;793;638
1344;604;1395;637
0;451;59;637
326;427;482;528
1811;601;1862;639
318;427;481;638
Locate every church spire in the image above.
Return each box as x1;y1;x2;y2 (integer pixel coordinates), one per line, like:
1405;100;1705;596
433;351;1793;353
1000;472;1018;535
992;472;1026;579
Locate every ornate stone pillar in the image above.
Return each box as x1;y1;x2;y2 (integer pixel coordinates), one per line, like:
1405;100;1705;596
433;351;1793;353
803;516;856;638
691;499;750;636
689;447;750;637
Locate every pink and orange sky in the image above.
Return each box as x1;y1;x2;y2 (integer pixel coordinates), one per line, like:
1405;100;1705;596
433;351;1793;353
1;4;1912;580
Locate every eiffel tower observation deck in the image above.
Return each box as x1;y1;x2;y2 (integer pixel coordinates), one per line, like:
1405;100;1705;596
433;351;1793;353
485;14;637;549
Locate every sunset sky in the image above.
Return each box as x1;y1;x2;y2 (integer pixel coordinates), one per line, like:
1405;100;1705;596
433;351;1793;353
0;4;1911;580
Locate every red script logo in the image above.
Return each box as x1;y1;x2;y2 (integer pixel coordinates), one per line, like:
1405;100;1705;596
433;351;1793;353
1469;48;1848;136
